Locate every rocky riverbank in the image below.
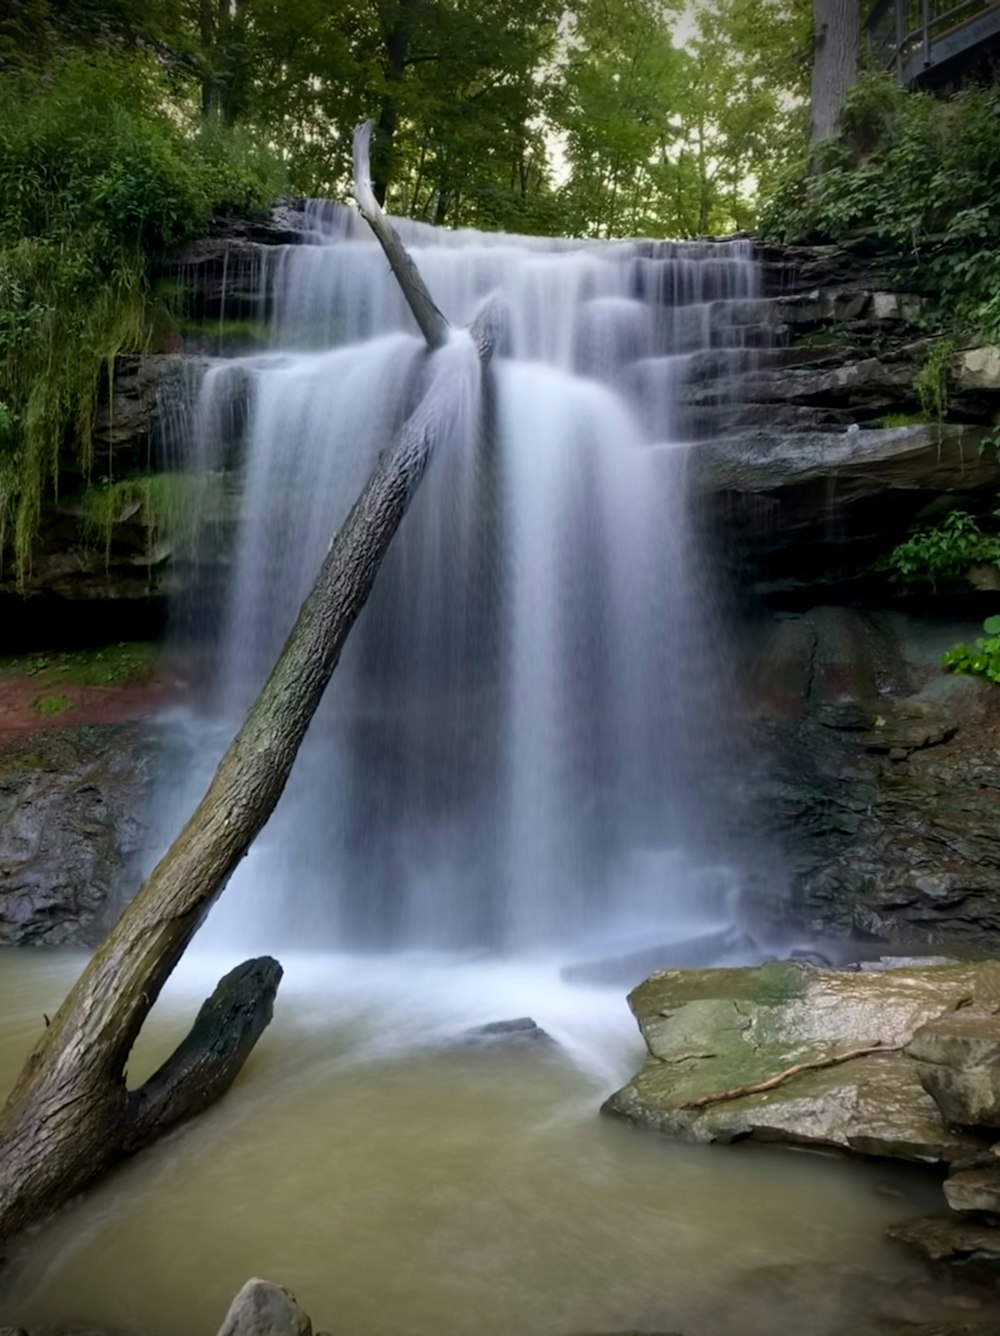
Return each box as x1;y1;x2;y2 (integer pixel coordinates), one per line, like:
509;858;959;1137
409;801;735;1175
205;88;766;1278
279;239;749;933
606;956;1000;1293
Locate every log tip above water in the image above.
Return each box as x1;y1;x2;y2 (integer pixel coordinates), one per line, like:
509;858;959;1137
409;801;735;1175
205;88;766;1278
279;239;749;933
123;955;283;1152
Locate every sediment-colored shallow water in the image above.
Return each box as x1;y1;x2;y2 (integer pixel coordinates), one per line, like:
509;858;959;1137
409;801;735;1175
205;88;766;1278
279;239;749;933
0;949;968;1336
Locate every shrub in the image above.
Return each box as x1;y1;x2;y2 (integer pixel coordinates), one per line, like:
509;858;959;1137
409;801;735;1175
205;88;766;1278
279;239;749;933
889;510;1000;579
759;73;1000;342
0;53;282;585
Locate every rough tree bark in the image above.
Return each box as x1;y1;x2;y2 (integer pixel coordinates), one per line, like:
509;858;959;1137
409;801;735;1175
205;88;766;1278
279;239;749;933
0;123;487;1246
811;0;860;143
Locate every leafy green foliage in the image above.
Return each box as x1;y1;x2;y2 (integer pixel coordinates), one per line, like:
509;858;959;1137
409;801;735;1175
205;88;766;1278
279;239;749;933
760;74;1000;342
556;0;809;238
0;54;281;586
889;511;1000;579
943;617;1000;685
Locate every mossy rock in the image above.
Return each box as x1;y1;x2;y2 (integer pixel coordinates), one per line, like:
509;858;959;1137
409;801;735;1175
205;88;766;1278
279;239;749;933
604;960;1000;1163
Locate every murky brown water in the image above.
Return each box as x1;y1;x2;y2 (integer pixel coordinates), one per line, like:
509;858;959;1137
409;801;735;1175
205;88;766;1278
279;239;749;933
0;950;974;1336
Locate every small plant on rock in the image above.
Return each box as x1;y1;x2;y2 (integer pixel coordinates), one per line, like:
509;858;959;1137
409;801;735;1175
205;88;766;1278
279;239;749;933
943;617;1000;684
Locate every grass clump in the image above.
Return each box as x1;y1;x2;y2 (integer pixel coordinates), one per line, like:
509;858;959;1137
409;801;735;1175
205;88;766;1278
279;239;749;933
31;693;75;716
871;413;929;429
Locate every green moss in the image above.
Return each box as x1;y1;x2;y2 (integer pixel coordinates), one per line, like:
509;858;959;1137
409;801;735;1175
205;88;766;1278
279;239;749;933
0;747;47;772
32;692;74;715
0;641;157;687
179;317;270;351
748;961;807;1006
80;471;205;565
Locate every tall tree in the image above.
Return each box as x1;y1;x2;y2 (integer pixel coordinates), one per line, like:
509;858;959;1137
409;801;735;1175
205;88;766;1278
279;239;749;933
810;0;859;141
557;0;689;237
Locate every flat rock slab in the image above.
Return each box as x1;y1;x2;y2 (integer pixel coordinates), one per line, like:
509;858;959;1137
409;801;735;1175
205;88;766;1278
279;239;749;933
603;960;1000;1162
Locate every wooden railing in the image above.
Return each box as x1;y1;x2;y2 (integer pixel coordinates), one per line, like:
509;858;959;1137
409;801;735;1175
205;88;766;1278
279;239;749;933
864;0;1000;82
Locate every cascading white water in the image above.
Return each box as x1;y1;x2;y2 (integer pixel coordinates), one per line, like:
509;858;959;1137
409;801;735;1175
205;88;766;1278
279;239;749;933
160;205;767;963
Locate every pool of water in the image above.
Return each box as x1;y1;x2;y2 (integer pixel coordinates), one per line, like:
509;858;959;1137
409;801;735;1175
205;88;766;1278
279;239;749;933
0;950;972;1336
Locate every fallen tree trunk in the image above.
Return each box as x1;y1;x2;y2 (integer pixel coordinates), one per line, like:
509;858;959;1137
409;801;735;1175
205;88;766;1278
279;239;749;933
0;126;484;1245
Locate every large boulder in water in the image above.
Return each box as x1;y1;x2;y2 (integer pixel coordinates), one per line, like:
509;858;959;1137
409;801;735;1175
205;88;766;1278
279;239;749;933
602;960;1000;1162
216;1279;313;1336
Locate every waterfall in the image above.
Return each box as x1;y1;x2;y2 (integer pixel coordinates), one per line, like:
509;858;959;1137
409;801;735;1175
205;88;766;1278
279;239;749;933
158;206;766;962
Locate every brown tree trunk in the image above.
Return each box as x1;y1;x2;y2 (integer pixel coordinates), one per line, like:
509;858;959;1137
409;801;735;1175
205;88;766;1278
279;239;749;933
811;0;859;143
0;126;484;1246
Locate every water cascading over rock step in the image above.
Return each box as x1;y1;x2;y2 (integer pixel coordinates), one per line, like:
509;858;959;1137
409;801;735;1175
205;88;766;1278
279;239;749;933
163;206;772;958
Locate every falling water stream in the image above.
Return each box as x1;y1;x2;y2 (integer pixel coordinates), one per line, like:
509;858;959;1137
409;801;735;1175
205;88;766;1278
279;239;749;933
0;211;962;1334
171;206;767;959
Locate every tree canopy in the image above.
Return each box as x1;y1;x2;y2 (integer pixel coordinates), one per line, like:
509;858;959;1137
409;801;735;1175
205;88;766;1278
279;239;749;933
0;0;812;237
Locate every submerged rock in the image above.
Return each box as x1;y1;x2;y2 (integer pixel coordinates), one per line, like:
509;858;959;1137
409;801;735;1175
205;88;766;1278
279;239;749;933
462;1016;553;1044
888;1215;1000;1278
907;1009;1000;1129
603;960;1000;1162
216;1278;313;1336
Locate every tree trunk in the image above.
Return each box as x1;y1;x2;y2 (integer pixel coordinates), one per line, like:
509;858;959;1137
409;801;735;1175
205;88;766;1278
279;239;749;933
373;0;422;206
0;125;485;1246
811;0;859;143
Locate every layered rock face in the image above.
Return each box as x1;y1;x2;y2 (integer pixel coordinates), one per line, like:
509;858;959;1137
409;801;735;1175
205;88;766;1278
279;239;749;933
0;209;298;649
695;239;1000;946
748;606;1000;942
688;240;1000;592
0;724;155;946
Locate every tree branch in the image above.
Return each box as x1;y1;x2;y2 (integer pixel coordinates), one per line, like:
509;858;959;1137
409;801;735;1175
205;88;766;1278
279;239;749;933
679;1043;900;1109
353;119;450;350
